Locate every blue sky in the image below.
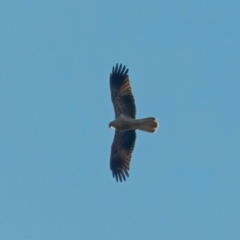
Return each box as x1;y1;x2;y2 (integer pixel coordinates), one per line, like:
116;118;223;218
1;1;240;239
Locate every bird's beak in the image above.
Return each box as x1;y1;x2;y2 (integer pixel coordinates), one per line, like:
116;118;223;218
109;124;115;129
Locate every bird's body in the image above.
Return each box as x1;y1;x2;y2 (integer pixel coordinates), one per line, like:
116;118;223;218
109;64;159;182
109;114;135;131
110;114;158;133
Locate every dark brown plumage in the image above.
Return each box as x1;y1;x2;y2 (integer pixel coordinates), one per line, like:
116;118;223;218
110;130;136;182
110;64;136;119
109;64;158;182
109;64;136;182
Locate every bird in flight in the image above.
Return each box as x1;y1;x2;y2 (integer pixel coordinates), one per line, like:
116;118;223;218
109;64;159;182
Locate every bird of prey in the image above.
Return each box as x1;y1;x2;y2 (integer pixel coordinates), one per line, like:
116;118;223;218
109;64;158;182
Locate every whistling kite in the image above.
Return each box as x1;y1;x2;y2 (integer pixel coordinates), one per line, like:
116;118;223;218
109;64;158;182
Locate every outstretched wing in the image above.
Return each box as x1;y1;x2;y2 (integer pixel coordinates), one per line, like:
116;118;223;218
110;64;136;119
110;130;136;182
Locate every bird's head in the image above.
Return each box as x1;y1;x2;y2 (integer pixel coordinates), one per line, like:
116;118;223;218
109;121;116;129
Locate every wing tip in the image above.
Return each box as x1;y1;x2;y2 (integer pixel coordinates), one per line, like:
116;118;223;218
112;169;129;182
112;63;129;76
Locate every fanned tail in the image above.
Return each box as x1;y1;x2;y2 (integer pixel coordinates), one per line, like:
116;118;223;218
136;117;159;133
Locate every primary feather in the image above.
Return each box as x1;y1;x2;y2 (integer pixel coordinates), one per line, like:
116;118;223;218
110;64;136;119
110;130;136;182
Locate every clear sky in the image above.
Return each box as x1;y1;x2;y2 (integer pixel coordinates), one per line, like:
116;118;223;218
1;1;240;240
